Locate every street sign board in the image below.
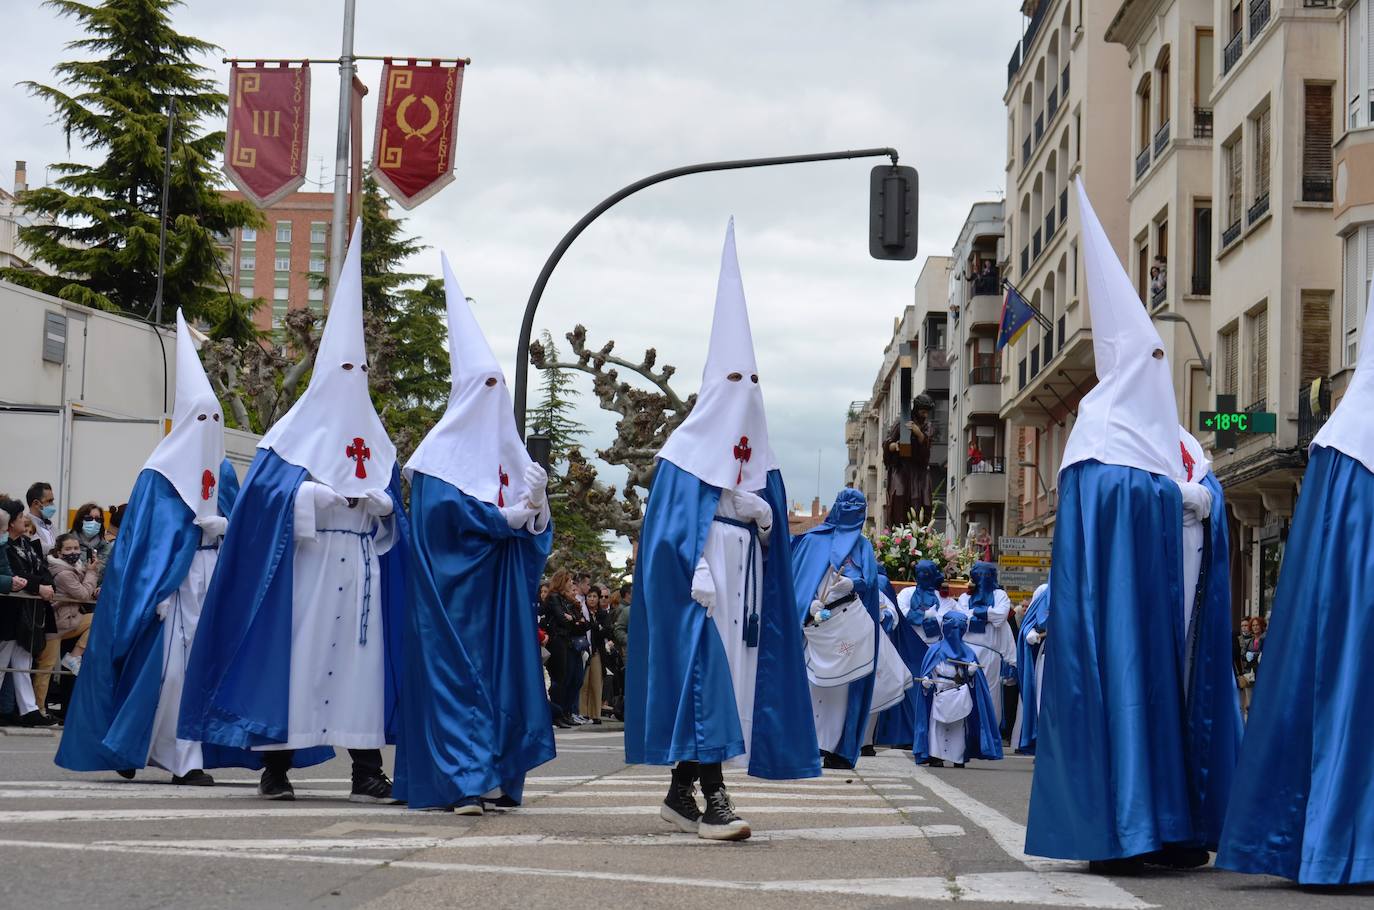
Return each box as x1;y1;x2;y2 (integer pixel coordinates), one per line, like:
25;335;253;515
999;554;1052;569
1000;569;1049;589
999;536;1051;554
1199;410;1277;435
998;536;1050;596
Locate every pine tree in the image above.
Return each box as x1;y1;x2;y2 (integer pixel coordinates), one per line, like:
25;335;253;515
528;330;586;467
2;0;259;337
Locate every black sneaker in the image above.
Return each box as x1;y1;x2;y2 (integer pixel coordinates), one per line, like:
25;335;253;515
116;769;137;780
349;771;398;804
860;745;877;757
660;779;702;833
18;711;57;728
698;786;750;841
1088;856;1145;876
258;766;295;801
482;794;519;811
452;798;483;817
172;769;215;786
1141;846;1210;869
553;717;573;729
926;758;945;768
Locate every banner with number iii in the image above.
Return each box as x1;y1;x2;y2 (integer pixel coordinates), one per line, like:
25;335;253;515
223;63;311;207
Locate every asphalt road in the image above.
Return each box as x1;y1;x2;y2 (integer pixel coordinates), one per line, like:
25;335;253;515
0;725;1367;910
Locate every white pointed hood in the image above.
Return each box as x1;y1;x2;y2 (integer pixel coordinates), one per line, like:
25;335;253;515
1059;179;1180;478
404;254;535;506
1178;425;1213;483
258;219;396;495
143;310;227;520
1311;278;1374;473
657;219;778;492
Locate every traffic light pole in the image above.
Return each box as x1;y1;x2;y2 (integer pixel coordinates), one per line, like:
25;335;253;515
512;147;900;439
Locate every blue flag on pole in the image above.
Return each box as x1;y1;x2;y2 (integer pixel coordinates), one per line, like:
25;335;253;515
996;286;1036;352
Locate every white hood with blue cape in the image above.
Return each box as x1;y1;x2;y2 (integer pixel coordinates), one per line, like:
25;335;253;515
624;219;818;780
392;256;555;810
1013;582;1049;755
1217;279;1374;885
791;488;879;768
1025;180;1241;861
912;610;1002;763
57;311;252;772
178;223;408;767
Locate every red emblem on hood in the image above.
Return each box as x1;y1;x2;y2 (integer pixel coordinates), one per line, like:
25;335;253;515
733;436;752;485
346;437;371;479
497;465;510;507
201;469;216;501
1180;441;1196;482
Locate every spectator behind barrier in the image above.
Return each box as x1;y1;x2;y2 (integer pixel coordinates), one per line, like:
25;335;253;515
69;502;112;574
0;497;58;726
25;482;56;555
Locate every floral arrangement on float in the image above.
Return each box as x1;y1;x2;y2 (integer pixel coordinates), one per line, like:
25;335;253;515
870;507;979;595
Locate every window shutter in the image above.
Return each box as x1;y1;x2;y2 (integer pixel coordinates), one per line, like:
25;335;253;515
1249;308;1268;409
1227;141;1243;226
1303;84;1333;191
1300;291;1331;386
1222;327;1239;395
1256;109;1272;198
1366;0;1374;122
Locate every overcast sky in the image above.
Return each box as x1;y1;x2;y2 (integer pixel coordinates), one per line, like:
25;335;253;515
5;0;1023;529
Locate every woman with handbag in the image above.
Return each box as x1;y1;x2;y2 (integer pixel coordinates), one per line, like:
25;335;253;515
542;570;588;727
1;500;58;726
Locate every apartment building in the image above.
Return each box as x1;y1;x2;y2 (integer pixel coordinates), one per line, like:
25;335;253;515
1002;0;1132;536
0;161;54;275
845;257;953;532
220;190;334;333
945;201;1010;547
1334;0;1374;391
1107;0;1219;427
1206;0;1340;617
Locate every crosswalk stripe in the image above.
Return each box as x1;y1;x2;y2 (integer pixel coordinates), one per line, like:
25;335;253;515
529;790;900;802
506;805;939;816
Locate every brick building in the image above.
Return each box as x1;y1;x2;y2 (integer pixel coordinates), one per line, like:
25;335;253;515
220;190;334;333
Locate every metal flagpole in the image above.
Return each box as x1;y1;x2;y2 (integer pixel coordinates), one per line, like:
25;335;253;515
1000;277;1055;332
328;0;358;290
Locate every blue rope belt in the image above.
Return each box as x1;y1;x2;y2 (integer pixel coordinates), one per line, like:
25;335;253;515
317;528;375;646
196;542;220;552
712;515;760;648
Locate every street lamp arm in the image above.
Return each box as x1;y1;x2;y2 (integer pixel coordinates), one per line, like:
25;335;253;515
513;146;901;437
1153;311;1211;384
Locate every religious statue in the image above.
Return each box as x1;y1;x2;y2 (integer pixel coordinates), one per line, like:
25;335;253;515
883;392;935;527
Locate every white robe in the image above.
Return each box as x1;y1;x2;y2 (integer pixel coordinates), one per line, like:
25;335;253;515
147;532;218;776
898;587;958;645
926;661;970;764
1178;481;1212;677
255;482;397;751
957;590;1016;728
700;492;769;768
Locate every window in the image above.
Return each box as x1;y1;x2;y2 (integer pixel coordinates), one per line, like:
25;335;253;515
1303;83;1334;202
1247;304;1268;410
1348;0;1374;128
1136;237;1150;304
309;256;326;273
274;256;291;272
1223;135;1243;231
239;254;255;272
1195;30;1214;106
1138;75;1152;154
310;222;327;244
273;287;289;301
276;222;292;243
1341;227;1374;366
1252;106;1271;204
1075;110;1081;162
241;228;257;243
308;286;325;302
1300;291;1332;386
1220;323;1240;396
1192;202;1212;294
1157;47;1171;129
238;285;254;299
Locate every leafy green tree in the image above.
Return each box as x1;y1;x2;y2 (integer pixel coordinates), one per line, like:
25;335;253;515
2;0;258;338
528;330;587;466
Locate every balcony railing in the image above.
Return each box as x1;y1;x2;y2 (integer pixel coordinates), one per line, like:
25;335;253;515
1030;345;1041;377
1245;397;1268;414
1303;175;1333;203
1045;209;1056;240
1021;245;1030;276
1303;0;1336;7
972;268;1002;295
1248;191;1270;224
1047;87;1059;121
1008;43;1023;84
1018;357;1027;390
1221;219;1243;248
1297;379;1331;446
1223;31;1243;75
1057;314;1065;350
1023;135;1032;167
1135;146;1151;179
1035;112;1045;144
969;365;1002;385
1154;120;1171;156
1194;107;1213;138
1024;0;1048;49
1250;0;1271;38
967;455;1007;475
1150;284;1167;308
1191;271;1211;295
1062;65;1069;95
1059;188;1067;223
1033;228;1043;261
1042;328;1054;366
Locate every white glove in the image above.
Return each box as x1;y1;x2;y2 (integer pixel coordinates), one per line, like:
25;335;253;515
819;571;854;604
361;488;394;517
1177;481;1212;524
156;599;171;621
194;515;228;539
500;505;538;529
690;559;716;613
311;483;349;511
1025;629;1041;646
523;463;549;509
728;489;773;529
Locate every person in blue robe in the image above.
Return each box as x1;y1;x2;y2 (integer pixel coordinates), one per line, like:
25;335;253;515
792;488;879;770
1216;287;1374;885
912;610;1002;767
625;219;818;842
873;567;928;750
392;257;555;814
1025;180;1240;873
1013;583;1049;755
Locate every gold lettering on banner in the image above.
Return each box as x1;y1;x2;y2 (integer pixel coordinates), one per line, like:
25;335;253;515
231;131;256;168
288;70;304;177
235;71;261;108
379;128;404;169
395;94;441;140
252;109;282;137
386;68;412;105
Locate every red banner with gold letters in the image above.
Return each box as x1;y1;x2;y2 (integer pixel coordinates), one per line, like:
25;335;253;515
223;63;310;207
372;60;464;209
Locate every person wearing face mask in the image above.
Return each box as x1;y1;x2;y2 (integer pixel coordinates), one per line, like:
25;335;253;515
913;610;1002;768
43;533;97;680
626;220;819;842
1025;182;1241;874
956;562;1017;731
393;260;554;814
0;501;55;727
69;503;112;574
179;223;408;804
25;482;57;555
56;312;249;784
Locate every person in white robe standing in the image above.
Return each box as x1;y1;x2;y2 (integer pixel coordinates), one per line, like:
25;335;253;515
957;561;1017;729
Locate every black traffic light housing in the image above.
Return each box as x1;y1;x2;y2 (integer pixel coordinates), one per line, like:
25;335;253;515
869;164;919;261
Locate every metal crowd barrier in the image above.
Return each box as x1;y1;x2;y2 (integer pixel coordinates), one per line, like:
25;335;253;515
2;591;98;678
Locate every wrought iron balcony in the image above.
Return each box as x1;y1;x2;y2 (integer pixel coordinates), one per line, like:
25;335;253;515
1249;0;1271;38
1194;107;1213;139
968;365;1002;385
1297;379;1331;447
1045;209;1056;240
1191;272;1211;295
1047;87;1059;121
1023;135;1032;167
1042;328;1054;366
1057;315;1065;351
1035;113;1045;144
1033;228;1043;261
1223;31;1243;75
1030;345;1041;377
1149;284;1167;309
1062;65;1069;95
1303;175;1333;203
1248;192;1270;224
1221;219;1242;249
1024;1;1048;49
1135;146;1151;180
1021;245;1030;277
1008;43;1023;84
1059;188;1067;222
1154;120;1171;157
1018;357;1027;391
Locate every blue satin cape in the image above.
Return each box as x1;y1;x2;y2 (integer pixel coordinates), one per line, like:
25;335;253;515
178;449;407;767
393;473;555;809
624;461;819;780
1014;583;1050;755
1026;460;1238;860
912;618;1003;763
791;514;879;767
218;458;240;518
874;574;926;747
56;468;254;771
1217;446;1374;884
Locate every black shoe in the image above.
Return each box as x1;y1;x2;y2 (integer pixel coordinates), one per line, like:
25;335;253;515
592;717;603;725
1141;846;1210;869
482;794;519;811
172;769;215;787
660;779;702;833
258;766;295;801
926;758;945;768
18;711;57;727
553;717;573;729
860;745;877;757
350;771;398;804
698;785;750;841
953;763;966;769
0;712;18;727
116;769;137;780
1088;857;1146;875
820;751;851;770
